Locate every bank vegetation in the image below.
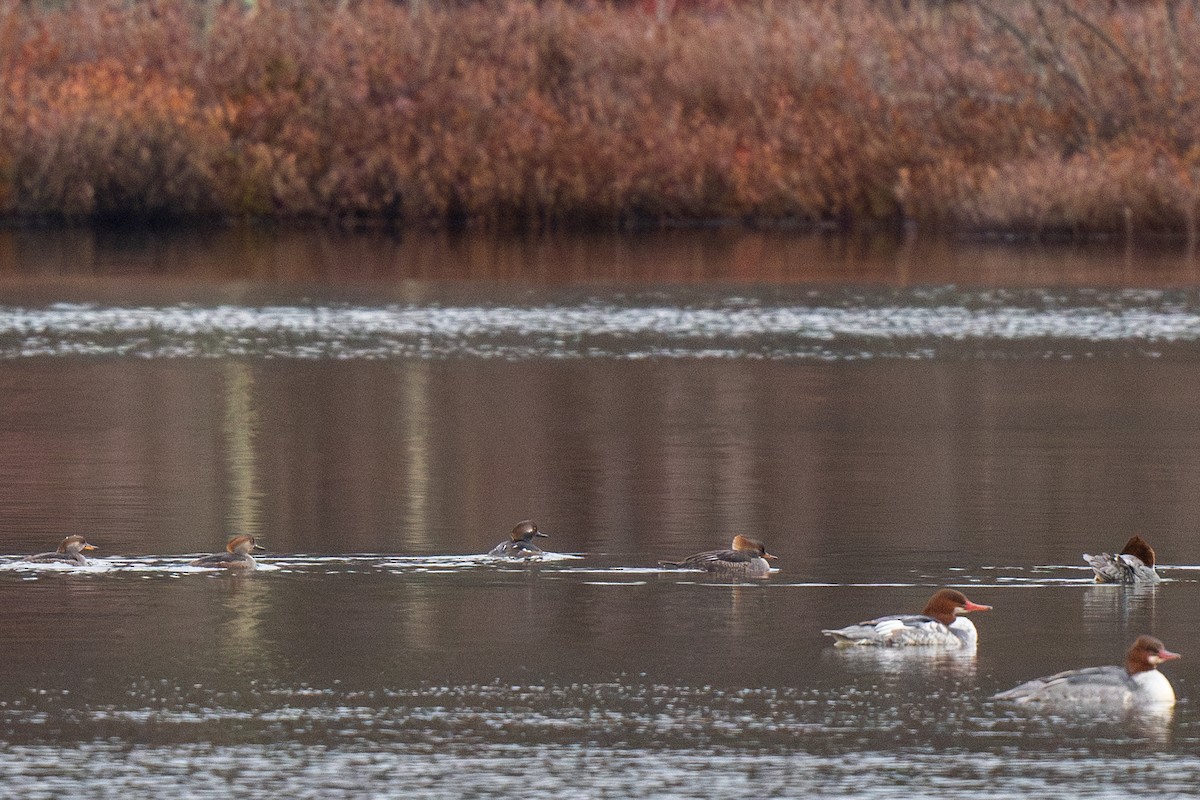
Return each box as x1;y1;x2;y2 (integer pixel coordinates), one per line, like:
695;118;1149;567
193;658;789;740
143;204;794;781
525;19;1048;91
2;0;1200;237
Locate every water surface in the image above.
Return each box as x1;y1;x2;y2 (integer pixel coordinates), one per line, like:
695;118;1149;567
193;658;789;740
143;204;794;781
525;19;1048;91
1;228;1199;798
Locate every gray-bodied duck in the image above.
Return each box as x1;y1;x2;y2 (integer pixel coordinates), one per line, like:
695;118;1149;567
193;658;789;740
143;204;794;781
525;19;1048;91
487;520;550;559
659;535;777;578
191;535;265;570
26;535;98;565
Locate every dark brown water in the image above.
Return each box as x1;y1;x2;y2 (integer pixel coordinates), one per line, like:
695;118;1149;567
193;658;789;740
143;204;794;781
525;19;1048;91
1;228;1199;798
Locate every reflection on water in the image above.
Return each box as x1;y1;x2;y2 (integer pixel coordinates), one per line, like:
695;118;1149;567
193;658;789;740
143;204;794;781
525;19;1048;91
5;227;1200;287
824;645;979;681
223;362;262;540
1082;582;1161;636
212;577;274;672
2;230;1200;796
397;362;434;552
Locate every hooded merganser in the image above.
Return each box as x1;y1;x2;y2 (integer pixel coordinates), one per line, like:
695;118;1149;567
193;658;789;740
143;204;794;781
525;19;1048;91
191;535;265;569
487;520;549;559
1084;535;1161;584
658;535;777;578
26;535;98;565
822;588;993;648
994;635;1179;708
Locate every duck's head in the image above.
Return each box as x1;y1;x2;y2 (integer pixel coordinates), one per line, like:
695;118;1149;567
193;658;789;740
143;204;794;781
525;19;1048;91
58;535;97;554
922;588;992;626
1119;535;1156;567
1126;635;1180;675
510;520;548;543
732;535;777;560
227;535;265;555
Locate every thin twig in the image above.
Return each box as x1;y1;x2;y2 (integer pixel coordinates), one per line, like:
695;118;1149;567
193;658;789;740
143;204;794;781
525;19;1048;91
1054;0;1150;103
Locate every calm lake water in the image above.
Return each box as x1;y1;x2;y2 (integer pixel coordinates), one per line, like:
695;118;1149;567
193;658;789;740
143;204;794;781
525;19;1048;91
1;228;1200;798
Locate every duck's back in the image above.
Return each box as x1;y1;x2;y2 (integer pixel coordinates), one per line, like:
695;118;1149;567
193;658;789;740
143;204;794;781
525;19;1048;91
488;540;543;559
191;552;255;569
1085;552;1160;584
993;665;1131;704
823;614;975;647
662;549;768;576
25;551;83;565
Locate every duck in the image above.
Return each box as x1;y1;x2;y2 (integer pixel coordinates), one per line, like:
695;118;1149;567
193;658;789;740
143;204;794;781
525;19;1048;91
191;535;265;570
1084;534;1161;583
822;588;992;648
487;520;549;559
993;635;1179;708
658;535;777;578
25;535;98;565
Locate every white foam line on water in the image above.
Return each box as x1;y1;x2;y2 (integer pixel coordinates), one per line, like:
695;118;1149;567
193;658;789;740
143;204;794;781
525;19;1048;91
557;567;670;575
993;577;1097;585
0;557;284;574
380;553;584;567
9;301;1200;341
0;556;1169;583
0;553;587;572
673;581;771;587
0;560;115;573
0;298;1198;360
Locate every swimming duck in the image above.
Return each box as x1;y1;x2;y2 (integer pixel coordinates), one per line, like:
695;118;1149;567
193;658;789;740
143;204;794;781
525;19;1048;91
658;535;777;578
25;535;97;565
822;588;992;648
1084;535;1161;584
191;535;265;570
487;520;549;559
994;635;1179;708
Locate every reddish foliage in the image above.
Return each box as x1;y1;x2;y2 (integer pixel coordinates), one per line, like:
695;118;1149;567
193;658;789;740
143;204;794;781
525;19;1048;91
0;0;1198;233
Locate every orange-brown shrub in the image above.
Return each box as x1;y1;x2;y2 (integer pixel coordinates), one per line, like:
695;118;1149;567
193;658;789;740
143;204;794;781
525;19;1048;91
5;58;228;219
1;0;1200;233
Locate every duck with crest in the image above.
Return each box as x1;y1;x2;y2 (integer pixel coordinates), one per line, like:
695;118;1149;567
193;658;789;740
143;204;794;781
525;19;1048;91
658;535;778;578
191;535;265;570
25;535;98;565
488;520;550;559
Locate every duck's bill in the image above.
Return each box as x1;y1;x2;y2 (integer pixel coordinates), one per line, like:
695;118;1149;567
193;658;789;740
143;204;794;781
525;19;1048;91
763;552;778;560
1158;648;1182;661
253;543;267;551
82;544;98;551
535;531;550;538
963;600;992;612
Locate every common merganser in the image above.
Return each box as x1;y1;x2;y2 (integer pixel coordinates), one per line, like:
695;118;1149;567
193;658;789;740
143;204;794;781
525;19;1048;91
25;535;97;565
658;535;777;578
487;520;549;559
191;535;265;569
994;635;1179;708
822;588;992;647
1084;535;1161;584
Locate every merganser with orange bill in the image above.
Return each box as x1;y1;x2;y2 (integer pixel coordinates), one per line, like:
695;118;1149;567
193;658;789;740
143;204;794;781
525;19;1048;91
658;535;777;578
822;588;992;648
25;535;97;565
1084;535;1161;584
191;535;265;570
994;635;1179;708
487;520;549;559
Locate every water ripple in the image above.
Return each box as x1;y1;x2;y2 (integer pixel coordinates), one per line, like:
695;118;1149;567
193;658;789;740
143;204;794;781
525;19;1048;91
2;288;1200;360
1;679;1195;798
